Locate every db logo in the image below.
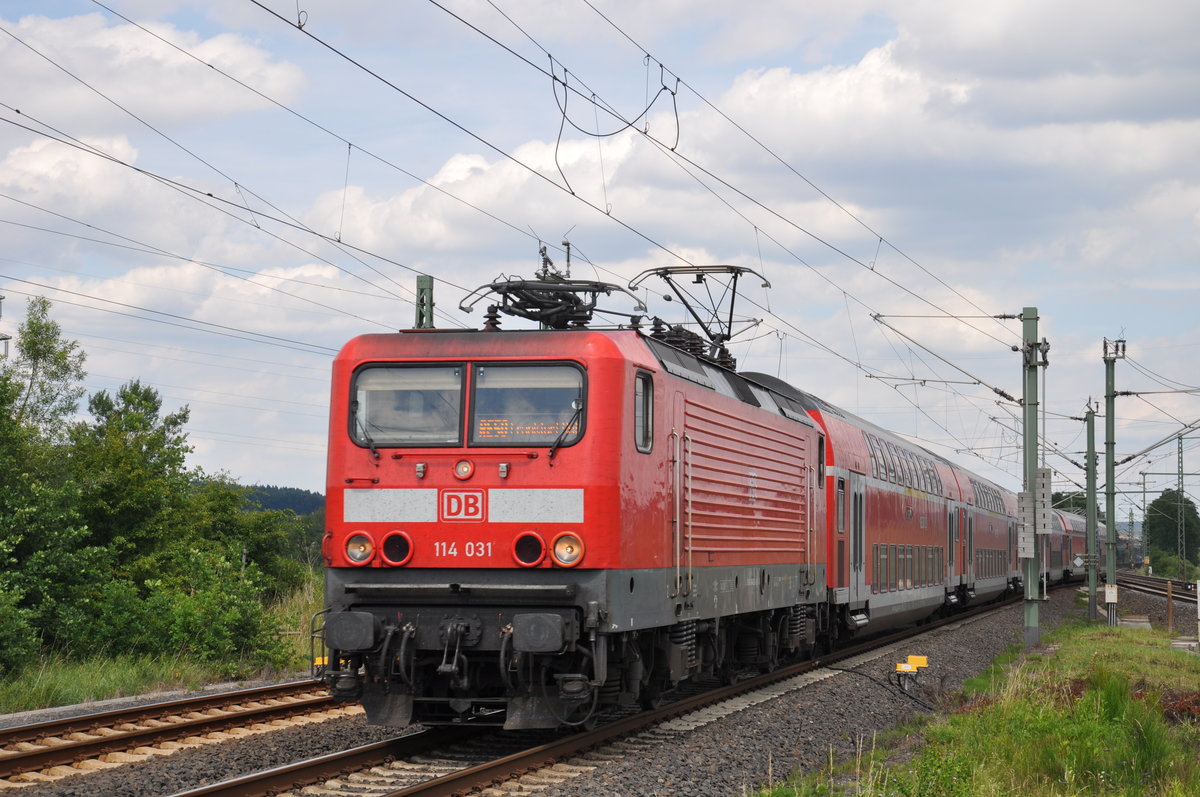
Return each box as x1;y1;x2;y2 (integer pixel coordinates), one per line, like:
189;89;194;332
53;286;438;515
440;489;485;521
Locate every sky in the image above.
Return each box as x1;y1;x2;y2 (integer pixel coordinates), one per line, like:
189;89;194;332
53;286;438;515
0;1;1197;525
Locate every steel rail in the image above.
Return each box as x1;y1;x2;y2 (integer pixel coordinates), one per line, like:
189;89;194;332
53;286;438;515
164;727;477;797
0;680;330;779
387;594;1024;796
178;591;1029;797
1118;573;1198;604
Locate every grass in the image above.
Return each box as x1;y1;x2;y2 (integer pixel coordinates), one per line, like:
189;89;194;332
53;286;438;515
764;622;1200;796
0;569;326;716
0;653;220;714
267;567;326;672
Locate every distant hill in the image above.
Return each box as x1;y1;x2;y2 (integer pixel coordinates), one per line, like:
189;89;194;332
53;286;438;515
245;485;324;515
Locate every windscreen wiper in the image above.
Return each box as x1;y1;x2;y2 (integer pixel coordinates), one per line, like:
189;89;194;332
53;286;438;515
351;400;380;459
548;399;583;461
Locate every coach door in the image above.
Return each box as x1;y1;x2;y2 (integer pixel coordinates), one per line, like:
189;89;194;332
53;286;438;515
966;512;974;583
848;472;866;604
949;506;969;585
961;509;970;584
946;506;958;585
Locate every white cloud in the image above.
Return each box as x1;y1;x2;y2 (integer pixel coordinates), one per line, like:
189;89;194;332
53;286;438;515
1;1;1198;499
0;12;304;131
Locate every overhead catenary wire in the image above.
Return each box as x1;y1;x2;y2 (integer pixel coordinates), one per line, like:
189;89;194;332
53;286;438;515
0;220;417;305
396;0;1018;351
0;105;434;304
0;196;399;330
247;0;698;272
1;16;471;328
0;109;483;326
0;279;337;355
11;3;1171;494
570;0;1021;348
413;0;1042;485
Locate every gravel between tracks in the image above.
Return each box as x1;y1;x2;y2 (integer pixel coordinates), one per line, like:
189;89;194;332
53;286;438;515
4;586;1190;796
537;586;1190;797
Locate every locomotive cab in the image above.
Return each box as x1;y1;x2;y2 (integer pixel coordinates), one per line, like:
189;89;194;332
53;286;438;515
316;330;640;729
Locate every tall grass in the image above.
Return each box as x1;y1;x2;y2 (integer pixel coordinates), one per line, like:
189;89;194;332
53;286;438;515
0;568;326;716
265;566;325;671
0;653;218;714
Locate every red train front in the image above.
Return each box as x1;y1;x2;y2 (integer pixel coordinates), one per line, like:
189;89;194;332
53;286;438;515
317;318;825;728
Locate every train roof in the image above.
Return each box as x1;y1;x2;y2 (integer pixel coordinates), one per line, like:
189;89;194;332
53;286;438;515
640;332;1015;501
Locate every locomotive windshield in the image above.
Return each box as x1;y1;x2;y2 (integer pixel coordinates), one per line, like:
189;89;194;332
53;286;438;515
352;365;463;447
470;364;583;446
349;362;584;449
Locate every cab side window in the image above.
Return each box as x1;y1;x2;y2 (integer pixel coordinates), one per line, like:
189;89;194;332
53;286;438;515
634;372;653;453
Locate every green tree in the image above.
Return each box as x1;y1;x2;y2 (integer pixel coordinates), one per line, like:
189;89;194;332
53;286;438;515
0;307;94;668
184;476;308;600
66;379;192;559
0;296;86;439
0;301;304;676
0;379;39;675
1144;489;1200;566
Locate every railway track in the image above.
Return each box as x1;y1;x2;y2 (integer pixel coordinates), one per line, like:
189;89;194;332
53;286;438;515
1118;572;1198;604
169;594;1024;797
0;680;348;788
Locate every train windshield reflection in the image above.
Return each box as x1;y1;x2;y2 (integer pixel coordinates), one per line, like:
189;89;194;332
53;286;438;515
470;364;584;446
352;365;463;447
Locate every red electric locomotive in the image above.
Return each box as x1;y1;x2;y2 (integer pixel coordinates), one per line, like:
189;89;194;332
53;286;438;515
314;269;1085;729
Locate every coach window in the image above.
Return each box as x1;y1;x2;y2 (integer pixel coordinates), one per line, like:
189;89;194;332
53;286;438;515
911;454;923;491
883;442;898;483
634;372;653;453
897;445;911;486
817;434;826;482
875;544;883;593
837;478;846;534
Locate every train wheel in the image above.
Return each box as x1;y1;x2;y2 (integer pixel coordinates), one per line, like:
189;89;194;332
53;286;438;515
639;682;665;710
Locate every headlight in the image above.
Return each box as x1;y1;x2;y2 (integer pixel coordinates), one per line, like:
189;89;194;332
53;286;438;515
551;532;585;567
453;459;475;480
345;532;374;565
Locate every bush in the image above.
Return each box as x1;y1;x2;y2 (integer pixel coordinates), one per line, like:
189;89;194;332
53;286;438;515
1146;549;1198;581
145;547;289;674
0;585;38;677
